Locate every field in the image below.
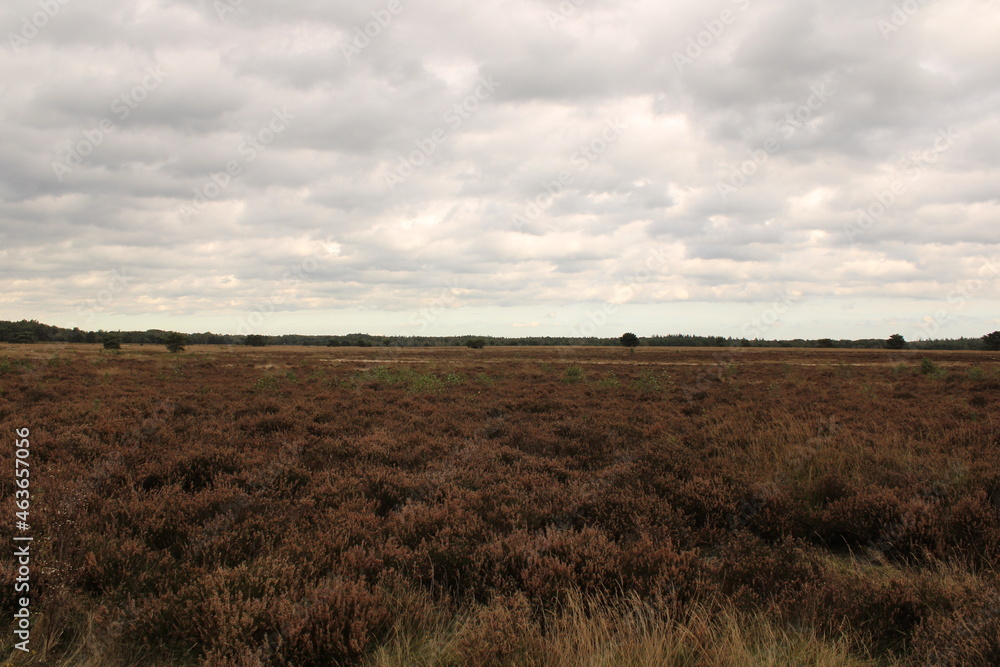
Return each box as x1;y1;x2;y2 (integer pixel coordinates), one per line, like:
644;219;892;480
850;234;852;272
2;344;999;665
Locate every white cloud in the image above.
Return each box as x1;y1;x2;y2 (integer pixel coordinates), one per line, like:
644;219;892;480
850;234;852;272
1;0;998;339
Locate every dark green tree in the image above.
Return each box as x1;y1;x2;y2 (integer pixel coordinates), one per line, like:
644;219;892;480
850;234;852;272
164;332;188;353
466;338;486;349
244;334;267;347
886;333;906;350
620;332;640;348
102;333;121;350
982;331;1000;351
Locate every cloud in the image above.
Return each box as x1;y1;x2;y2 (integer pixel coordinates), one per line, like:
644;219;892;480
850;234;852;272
1;0;998;339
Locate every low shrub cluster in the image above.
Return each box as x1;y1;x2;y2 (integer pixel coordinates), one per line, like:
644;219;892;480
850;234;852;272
1;345;998;664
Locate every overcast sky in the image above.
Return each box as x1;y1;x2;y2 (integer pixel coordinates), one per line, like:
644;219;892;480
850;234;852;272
1;0;998;340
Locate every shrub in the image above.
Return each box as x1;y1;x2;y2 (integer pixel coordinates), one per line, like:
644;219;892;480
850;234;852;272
562;366;584;384
102;333;122;350
634;368;670;395
597;372;620;388
250;374;279;393
466;338;486;349
920;358;946;378
164;332;188;353
277;578;392;665
620;332;639;348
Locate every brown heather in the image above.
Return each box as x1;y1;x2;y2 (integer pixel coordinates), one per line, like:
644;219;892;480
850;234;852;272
1;344;999;665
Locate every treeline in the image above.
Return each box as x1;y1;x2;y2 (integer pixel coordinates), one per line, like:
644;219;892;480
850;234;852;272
0;319;991;350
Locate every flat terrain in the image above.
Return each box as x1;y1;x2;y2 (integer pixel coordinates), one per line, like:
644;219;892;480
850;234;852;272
1;344;999;665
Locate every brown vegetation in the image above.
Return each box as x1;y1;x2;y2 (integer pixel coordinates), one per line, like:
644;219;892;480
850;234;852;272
1;344;999;665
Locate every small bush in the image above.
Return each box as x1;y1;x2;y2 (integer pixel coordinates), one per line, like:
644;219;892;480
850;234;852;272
562;366;584;384
165;332;188;353
920;358;947;379
277;578;392;665
597;372;620;388
251;374;279;393
634;369;670;395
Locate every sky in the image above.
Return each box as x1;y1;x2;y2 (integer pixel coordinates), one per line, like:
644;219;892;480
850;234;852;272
1;0;998;341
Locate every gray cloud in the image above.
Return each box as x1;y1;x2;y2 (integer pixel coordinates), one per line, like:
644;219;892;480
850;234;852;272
1;0;998;338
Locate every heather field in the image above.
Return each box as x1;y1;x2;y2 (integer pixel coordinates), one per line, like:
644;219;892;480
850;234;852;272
2;344;999;666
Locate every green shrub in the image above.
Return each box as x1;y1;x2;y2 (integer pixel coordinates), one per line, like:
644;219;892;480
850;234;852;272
597;372;620;388
890;363;910;376
562;366;584;384
0;356;33;375
920;358;947;379
103;334;122;350
164;332;188;353
634;368;670;395
251;374;279;393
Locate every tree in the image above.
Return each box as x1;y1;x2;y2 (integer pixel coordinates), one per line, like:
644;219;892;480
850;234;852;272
817;338;834;348
466;338;486;349
102;333;121;350
164;332;188;353
620;332;639;348
886;334;906;350
982;331;1000;351
244;334;267;347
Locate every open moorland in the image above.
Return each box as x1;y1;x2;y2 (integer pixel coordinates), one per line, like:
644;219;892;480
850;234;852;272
2;344;999;665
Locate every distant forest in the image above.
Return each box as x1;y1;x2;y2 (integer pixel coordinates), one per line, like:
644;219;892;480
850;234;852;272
0;319;991;350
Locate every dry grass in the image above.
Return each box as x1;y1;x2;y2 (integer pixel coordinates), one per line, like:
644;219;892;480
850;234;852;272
369;592;883;667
